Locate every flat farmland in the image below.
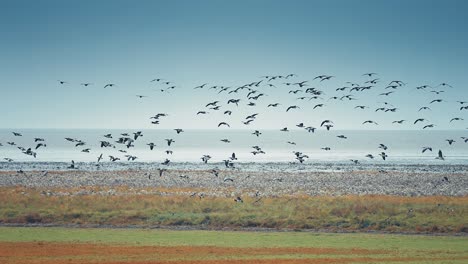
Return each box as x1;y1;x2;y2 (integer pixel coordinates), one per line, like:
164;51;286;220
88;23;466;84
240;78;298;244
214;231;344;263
0;227;467;264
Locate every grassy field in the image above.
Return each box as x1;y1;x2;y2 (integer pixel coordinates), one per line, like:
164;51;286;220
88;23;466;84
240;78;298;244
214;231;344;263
0;227;467;263
1;186;467;233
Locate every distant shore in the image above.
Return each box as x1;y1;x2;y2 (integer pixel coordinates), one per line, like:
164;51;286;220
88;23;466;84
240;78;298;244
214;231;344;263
0;162;467;196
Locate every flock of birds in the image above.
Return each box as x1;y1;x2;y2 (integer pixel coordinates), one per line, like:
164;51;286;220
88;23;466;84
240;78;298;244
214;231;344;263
1;73;467;171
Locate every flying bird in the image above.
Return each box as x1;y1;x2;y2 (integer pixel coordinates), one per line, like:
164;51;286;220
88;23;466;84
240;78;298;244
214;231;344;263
286;105;300;112
218;122;230;128
436;150;445;160
422;147;432;153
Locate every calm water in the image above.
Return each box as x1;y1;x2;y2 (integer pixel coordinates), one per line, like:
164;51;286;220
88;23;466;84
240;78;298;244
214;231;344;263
0;129;467;164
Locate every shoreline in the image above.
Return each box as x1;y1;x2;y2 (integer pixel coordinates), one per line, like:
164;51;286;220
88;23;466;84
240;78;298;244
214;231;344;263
1;161;468;173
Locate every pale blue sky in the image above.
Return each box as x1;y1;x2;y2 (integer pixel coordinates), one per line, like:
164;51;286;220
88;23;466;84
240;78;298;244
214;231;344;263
0;0;467;130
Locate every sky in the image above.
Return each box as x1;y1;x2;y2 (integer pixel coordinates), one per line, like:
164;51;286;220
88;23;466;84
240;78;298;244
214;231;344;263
0;0;467;130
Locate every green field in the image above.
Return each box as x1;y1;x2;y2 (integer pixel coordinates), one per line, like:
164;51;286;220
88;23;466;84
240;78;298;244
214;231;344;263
0;227;467;263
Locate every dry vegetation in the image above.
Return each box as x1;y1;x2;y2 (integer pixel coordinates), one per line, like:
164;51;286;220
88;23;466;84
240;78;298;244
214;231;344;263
1;186;467;233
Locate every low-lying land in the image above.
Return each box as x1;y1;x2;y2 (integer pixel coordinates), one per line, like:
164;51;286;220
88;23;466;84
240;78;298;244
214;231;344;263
1;186;467;233
1;165;467;262
1;227;468;264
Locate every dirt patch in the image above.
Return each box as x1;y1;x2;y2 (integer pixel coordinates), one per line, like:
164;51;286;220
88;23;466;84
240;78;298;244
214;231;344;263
1;242;467;264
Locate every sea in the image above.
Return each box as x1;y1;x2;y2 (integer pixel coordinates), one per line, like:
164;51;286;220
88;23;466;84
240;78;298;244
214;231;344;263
0;129;467;165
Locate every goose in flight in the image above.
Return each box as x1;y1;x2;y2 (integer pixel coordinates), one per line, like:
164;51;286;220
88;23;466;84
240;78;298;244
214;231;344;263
379;152;388;160
230;152;237;160
430;99;443;104
35;143;46;149
450;117;464;122
320;120;333;127
246;113;259;120
104;83;116;88
227;99;241;106
197;111;208;115
218;122;230;128
436;150;445;160
97;154;103;162
321;147;331;151
419;107;431;111
125;155;138;161
4;158;14;162
12;132;22;136
268;103;280;107
438;83;452;88
365;154;374;159
205;101;219;108
58;80;68;85
280;127;289;132
165;139;175;146
104;134;112;139
337;135;347;139
392;120;406;124
81;83;93;86
422;147;432;153
286;105;300;112
423;124;435;129
388;80;405;86
133;131;143;140
220;139;231;143
363;120;379;125
313;104;325;109
224;110;232;115
136;95;148;98
379;144;388;150
379;91;394;96
147;143;156;150
430;90;444;95
363;73;377;77
200;155;211;164
68;160;76;169
414;118;427;124
252;130;262;137
446;139;455;145
375;107;386;112
174;128;184;134
194;83;208;89
305;127;316;133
